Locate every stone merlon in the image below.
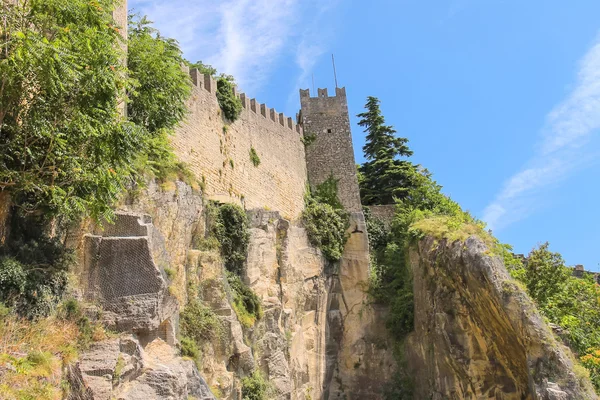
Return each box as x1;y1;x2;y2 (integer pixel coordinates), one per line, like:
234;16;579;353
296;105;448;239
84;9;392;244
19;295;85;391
188;69;303;135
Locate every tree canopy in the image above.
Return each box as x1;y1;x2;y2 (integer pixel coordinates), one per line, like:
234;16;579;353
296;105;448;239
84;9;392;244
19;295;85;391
357;96;416;205
0;0;140;220
0;2;192;221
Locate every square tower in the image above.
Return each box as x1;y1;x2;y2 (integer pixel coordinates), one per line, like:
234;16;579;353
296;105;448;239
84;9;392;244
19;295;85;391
299;87;363;212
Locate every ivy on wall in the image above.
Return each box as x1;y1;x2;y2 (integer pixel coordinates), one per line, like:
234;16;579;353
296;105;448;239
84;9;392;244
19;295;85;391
216;77;243;122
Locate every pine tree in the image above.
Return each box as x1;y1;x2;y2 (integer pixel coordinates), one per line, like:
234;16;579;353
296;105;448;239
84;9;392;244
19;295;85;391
357;96;416;205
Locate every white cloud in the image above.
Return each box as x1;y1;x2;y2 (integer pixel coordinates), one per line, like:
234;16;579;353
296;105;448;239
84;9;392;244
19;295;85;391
129;0;302;93
483;37;600;230
285;0;340;113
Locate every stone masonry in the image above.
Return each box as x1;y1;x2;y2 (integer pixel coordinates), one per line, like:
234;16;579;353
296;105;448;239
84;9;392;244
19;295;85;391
172;71;307;220
300;88;363;213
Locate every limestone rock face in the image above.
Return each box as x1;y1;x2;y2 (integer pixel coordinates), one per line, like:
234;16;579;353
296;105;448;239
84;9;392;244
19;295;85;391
81;211;178;343
406;236;597;400
66;183;393;400
243;209;395;400
68;336;214;400
323;211;396;399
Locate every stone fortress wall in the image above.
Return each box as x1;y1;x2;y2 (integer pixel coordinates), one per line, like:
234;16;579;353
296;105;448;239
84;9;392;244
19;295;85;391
171;70;308;220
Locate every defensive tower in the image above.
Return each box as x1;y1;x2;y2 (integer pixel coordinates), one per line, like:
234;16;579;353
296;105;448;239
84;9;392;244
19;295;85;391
299;87;363;212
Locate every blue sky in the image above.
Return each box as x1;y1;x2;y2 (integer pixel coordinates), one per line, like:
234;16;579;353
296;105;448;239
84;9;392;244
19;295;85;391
129;0;600;271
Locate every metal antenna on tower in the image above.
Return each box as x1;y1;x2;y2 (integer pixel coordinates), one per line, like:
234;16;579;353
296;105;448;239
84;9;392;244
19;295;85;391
332;54;338;89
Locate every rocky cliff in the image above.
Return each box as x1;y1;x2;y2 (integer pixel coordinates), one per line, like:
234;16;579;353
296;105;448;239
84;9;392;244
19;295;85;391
60;180;393;400
406;235;597;400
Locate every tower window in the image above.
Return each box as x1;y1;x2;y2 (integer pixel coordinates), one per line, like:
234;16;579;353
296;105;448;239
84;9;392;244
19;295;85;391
327;129;332;133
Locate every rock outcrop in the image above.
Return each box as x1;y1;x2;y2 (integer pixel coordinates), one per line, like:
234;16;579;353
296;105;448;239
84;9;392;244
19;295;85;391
406;235;597;400
81;211;178;343
68;336;215;400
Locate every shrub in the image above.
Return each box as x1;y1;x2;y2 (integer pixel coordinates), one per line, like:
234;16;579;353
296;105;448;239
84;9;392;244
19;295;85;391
186;60;217;76
303;199;349;262
241;371;270;400
180;300;223;345
249;147;261;167
208;203;250;275
216;77;242;122
57;298;106;349
180;336;200;361
227;273;262;328
581;351;600;390
0;214;72;319
0;258;27;304
301;132;317;147
313;175;343;210
303;177;350;262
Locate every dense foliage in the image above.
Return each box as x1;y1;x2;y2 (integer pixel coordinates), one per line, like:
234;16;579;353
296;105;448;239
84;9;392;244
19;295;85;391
303;177;350;261
0;0;139;220
357;97;417;205
507;244;600;390
0;2;192;221
217;77;243;122
0;1;192;321
128;15;190;135
185;60;217;76
0;214;72;318
127;15;195;184
208;203;251;275
179;299;222;364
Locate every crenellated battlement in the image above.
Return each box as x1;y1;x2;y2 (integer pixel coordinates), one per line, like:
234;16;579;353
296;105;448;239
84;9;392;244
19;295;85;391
300;87;347;99
188;68;303;134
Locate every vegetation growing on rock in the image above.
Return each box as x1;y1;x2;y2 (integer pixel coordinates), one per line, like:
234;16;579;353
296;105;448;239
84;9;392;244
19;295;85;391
241;370;271;400
303;176;350;261
0;0;136;220
207;202;251;275
180;300;223;345
0;214;73;318
0;1;193;222
0;298;106;399
507;243;600;391
227;272;263;328
249;147;261;167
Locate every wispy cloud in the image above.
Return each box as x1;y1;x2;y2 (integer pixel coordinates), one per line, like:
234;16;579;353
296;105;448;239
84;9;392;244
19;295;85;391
129;0;303;93
483;36;600;230
285;0;340;113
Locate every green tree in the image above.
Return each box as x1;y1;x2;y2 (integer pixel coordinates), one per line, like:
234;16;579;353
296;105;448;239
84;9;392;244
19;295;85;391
186;60;217;76
0;0;141;220
128;15;191;134
357;97;416;205
523;242;572;309
127;15;192;181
